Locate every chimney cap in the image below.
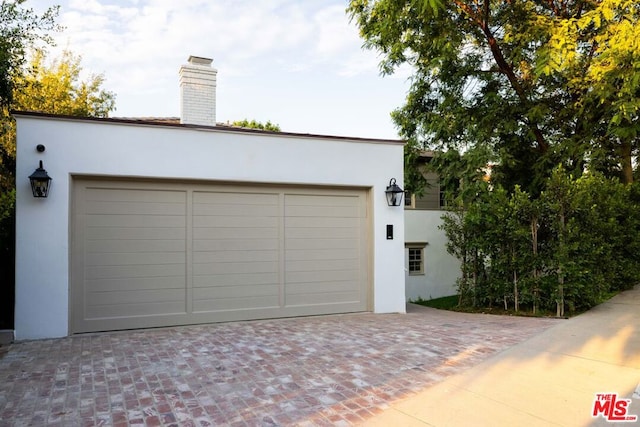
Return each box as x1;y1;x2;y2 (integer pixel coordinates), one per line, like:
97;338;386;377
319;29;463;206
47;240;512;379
187;55;213;66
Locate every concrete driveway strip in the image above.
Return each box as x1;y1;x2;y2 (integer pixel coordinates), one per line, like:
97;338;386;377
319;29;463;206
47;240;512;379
0;304;559;426
366;285;640;427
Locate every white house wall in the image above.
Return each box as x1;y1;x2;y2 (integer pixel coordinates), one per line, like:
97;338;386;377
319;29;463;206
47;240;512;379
404;209;460;301
15;115;406;340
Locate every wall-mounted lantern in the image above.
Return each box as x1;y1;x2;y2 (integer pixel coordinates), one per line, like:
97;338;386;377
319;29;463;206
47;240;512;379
385;178;404;207
29;160;52;198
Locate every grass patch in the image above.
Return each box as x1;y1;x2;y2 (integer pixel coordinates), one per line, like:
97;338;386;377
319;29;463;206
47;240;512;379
411;295;459;310
412;291;622;318
411;295;562;317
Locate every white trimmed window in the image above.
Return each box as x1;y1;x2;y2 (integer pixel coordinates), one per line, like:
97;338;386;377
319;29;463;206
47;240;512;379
406;243;427;275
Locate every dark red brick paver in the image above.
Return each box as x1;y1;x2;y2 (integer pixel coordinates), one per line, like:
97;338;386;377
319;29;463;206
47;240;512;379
0;305;558;426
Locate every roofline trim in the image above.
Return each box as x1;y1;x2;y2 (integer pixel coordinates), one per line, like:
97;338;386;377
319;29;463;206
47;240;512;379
12;110;405;145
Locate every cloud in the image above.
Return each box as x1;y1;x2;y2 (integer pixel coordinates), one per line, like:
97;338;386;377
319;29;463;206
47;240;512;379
49;1;380;77
28;0;409;138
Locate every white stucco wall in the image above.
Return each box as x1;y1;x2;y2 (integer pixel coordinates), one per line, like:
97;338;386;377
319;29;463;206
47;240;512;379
15;114;406;340
404;209;460;301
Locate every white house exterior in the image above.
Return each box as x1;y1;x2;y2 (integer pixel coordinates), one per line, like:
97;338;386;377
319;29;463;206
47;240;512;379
404;210;460;301
403;166;461;301
13;57;406;340
15;113;405;339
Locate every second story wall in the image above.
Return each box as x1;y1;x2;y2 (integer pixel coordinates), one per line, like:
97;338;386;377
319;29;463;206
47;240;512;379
405;171;444;211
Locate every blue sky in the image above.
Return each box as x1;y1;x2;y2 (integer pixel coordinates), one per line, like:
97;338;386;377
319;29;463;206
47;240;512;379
29;0;411;139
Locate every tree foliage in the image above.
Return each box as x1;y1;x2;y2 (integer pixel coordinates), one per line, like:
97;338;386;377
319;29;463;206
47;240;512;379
0;47;116;204
1;50;115;158
14;49;115;117
0;0;59;106
348;0;640;189
349;0;640;313
0;1;61;328
441;169;640;315
0;48;116;328
231;119;281;132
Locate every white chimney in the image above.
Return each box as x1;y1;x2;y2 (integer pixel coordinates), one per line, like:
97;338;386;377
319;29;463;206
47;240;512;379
179;55;217;126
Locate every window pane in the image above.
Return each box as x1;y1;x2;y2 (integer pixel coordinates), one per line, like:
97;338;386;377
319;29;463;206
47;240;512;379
408;248;423;273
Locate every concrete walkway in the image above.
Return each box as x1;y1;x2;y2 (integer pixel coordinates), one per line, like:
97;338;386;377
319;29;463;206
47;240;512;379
366;286;640;427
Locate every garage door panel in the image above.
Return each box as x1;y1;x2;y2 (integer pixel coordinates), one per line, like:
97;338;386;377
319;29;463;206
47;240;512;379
86;276;184;292
192;216;278;228
86;301;187;319
286;269;359;284
193;295;280;312
86;239;185;253
285;194;360;207
84;201;186;216
86;188;186;203
285;205;360;218
193;272;279;286
86;214;186;228
286;281;359;295
285;248;359;261
192;261;278;275
72;179;370;333
285;227;359;239
193;238;278;252
192;249;278;263
86;288;185;307
194;284;280;300
193;204;279;218
285;238;357;251
86;263;185;280
285;217;359;228
86;227;186;241
194;227;279;239
85;252;185;266
285;290;360;306
194;191;278;206
285;259;356;272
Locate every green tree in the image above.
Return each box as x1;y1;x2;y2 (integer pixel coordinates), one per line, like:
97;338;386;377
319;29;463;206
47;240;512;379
350;0;640;315
0;49;115;328
540;168;573;317
538;0;640;183
231;119;281;132
0;0;59;106
0;0;60;329
1;50;115;157
14;49;115;116
348;0;640;190
440;167;640;316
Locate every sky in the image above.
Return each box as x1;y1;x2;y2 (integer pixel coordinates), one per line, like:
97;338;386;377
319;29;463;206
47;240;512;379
29;0;412;140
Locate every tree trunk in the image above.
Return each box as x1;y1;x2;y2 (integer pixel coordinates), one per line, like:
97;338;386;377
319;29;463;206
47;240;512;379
620;140;633;184
513;269;519;312
557;272;564;317
472;249;478;307
557;209;565;318
459;250;468;306
531;216;539;315
452;0;550;154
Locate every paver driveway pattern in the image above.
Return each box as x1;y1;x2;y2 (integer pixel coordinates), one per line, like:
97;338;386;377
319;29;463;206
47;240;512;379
0;305;558;427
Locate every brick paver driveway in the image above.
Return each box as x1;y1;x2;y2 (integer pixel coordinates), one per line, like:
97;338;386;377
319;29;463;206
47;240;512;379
0;305;557;426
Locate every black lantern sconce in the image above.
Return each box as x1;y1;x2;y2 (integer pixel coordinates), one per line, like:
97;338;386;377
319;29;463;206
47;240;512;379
29;160;52;198
385;178;404;207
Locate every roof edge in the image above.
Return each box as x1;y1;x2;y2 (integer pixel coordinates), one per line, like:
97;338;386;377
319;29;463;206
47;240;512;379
12;110;405;145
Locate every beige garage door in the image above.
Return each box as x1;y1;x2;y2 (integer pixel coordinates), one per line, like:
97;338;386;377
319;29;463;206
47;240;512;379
71;178;370;333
